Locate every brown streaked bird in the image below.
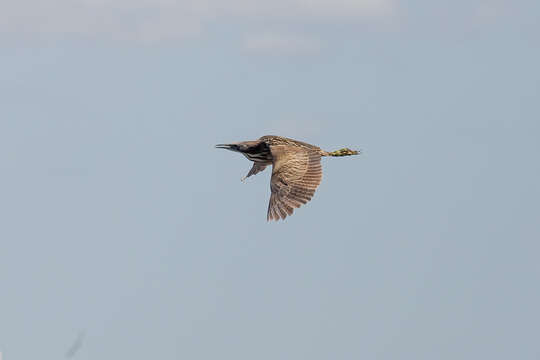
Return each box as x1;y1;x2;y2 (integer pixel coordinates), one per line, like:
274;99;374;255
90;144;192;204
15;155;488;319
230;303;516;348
216;135;360;221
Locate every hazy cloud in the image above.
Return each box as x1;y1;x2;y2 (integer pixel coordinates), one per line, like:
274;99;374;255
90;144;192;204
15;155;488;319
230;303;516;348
0;0;394;43
471;0;512;24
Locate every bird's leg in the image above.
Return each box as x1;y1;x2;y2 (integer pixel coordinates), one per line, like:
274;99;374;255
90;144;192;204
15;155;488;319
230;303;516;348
325;148;361;156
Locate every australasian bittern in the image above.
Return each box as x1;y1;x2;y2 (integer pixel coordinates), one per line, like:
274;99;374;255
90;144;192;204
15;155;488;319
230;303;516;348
216;135;360;221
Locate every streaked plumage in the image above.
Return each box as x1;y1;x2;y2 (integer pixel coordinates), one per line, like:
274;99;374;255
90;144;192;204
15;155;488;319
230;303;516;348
216;135;359;221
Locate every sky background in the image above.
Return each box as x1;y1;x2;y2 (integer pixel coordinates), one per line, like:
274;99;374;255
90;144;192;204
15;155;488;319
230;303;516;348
1;0;539;359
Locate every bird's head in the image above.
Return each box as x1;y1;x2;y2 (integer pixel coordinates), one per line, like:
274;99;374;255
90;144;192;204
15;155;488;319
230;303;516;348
215;141;259;153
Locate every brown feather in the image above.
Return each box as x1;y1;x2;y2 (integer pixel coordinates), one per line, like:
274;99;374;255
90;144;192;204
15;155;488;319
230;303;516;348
245;163;267;179
217;135;359;221
267;144;323;221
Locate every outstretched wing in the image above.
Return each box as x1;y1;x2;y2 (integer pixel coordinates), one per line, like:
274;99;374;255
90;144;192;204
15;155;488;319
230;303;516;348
267;145;322;221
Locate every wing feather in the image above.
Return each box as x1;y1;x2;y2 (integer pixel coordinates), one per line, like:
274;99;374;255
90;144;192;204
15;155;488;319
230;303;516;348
245;163;267;179
267;145;323;221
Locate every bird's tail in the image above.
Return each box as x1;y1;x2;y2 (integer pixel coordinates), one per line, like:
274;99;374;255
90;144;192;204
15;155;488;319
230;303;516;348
322;148;360;157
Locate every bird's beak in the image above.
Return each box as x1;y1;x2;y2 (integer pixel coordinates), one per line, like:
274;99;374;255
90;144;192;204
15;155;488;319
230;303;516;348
215;144;237;151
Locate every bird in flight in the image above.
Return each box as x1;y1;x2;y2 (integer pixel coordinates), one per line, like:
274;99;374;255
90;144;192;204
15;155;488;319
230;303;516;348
216;135;360;221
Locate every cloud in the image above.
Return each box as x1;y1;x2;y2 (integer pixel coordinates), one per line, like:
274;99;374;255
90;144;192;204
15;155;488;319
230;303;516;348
0;0;395;44
244;32;322;55
471;1;511;24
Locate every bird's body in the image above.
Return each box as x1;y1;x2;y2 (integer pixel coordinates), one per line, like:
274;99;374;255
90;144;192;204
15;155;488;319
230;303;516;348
216;135;359;221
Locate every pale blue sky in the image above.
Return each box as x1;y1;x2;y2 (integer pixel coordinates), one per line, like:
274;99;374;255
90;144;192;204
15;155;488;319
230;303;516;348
1;1;539;359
